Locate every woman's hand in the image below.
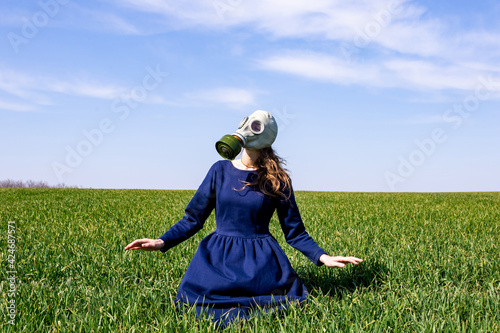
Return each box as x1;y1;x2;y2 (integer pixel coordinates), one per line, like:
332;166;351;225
319;254;363;267
124;238;165;251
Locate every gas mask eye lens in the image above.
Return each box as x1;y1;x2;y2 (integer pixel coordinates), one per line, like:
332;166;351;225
250;120;263;134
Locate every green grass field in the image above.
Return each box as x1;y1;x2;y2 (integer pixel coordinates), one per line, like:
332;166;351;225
1;188;499;332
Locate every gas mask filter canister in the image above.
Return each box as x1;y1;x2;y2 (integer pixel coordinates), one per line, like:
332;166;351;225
216;110;278;160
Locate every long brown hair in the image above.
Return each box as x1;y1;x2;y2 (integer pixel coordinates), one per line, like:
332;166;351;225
240;147;292;201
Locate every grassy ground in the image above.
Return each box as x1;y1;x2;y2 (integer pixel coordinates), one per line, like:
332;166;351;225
1;188;499;332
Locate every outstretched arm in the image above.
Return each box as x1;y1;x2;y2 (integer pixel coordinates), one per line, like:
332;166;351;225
277;186;363;267
277;187;328;265
125;162;218;253
319;254;363;267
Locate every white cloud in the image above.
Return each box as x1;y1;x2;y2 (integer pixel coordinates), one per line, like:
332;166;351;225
144;95;184;106
93;12;142;35
48;80;124;99
113;0;411;39
383;60;476;90
0;100;37;112
15;0;495;96
66;0;500;67
107;0;500;93
187;87;257;109
0;68;131;112
257;51;380;85
405;114;449;125
0;68;125;100
0;9;27;27
108;0;444;55
117;0;173;14
0;70;52;105
257;51;500;93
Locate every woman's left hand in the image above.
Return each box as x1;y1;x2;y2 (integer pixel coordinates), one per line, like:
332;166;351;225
124;238;165;251
319;254;363;267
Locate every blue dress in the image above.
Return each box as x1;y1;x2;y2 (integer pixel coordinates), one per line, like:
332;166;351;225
158;160;327;324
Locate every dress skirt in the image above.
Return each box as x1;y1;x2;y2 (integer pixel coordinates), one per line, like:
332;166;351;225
175;231;308;324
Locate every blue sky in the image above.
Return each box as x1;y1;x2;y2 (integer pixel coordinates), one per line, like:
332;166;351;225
1;0;499;192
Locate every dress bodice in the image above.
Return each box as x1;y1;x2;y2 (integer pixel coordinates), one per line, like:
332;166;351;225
214;162;275;238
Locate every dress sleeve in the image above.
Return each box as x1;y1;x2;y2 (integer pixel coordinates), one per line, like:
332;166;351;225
158;162;217;252
276;185;327;266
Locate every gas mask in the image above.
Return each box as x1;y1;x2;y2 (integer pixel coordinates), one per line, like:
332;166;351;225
216;110;278;160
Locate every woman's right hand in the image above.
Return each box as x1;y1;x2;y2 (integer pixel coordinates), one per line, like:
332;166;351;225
319;254;363;267
124;238;165;251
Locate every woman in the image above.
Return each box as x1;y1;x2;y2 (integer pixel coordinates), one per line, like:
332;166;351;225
125;111;362;325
